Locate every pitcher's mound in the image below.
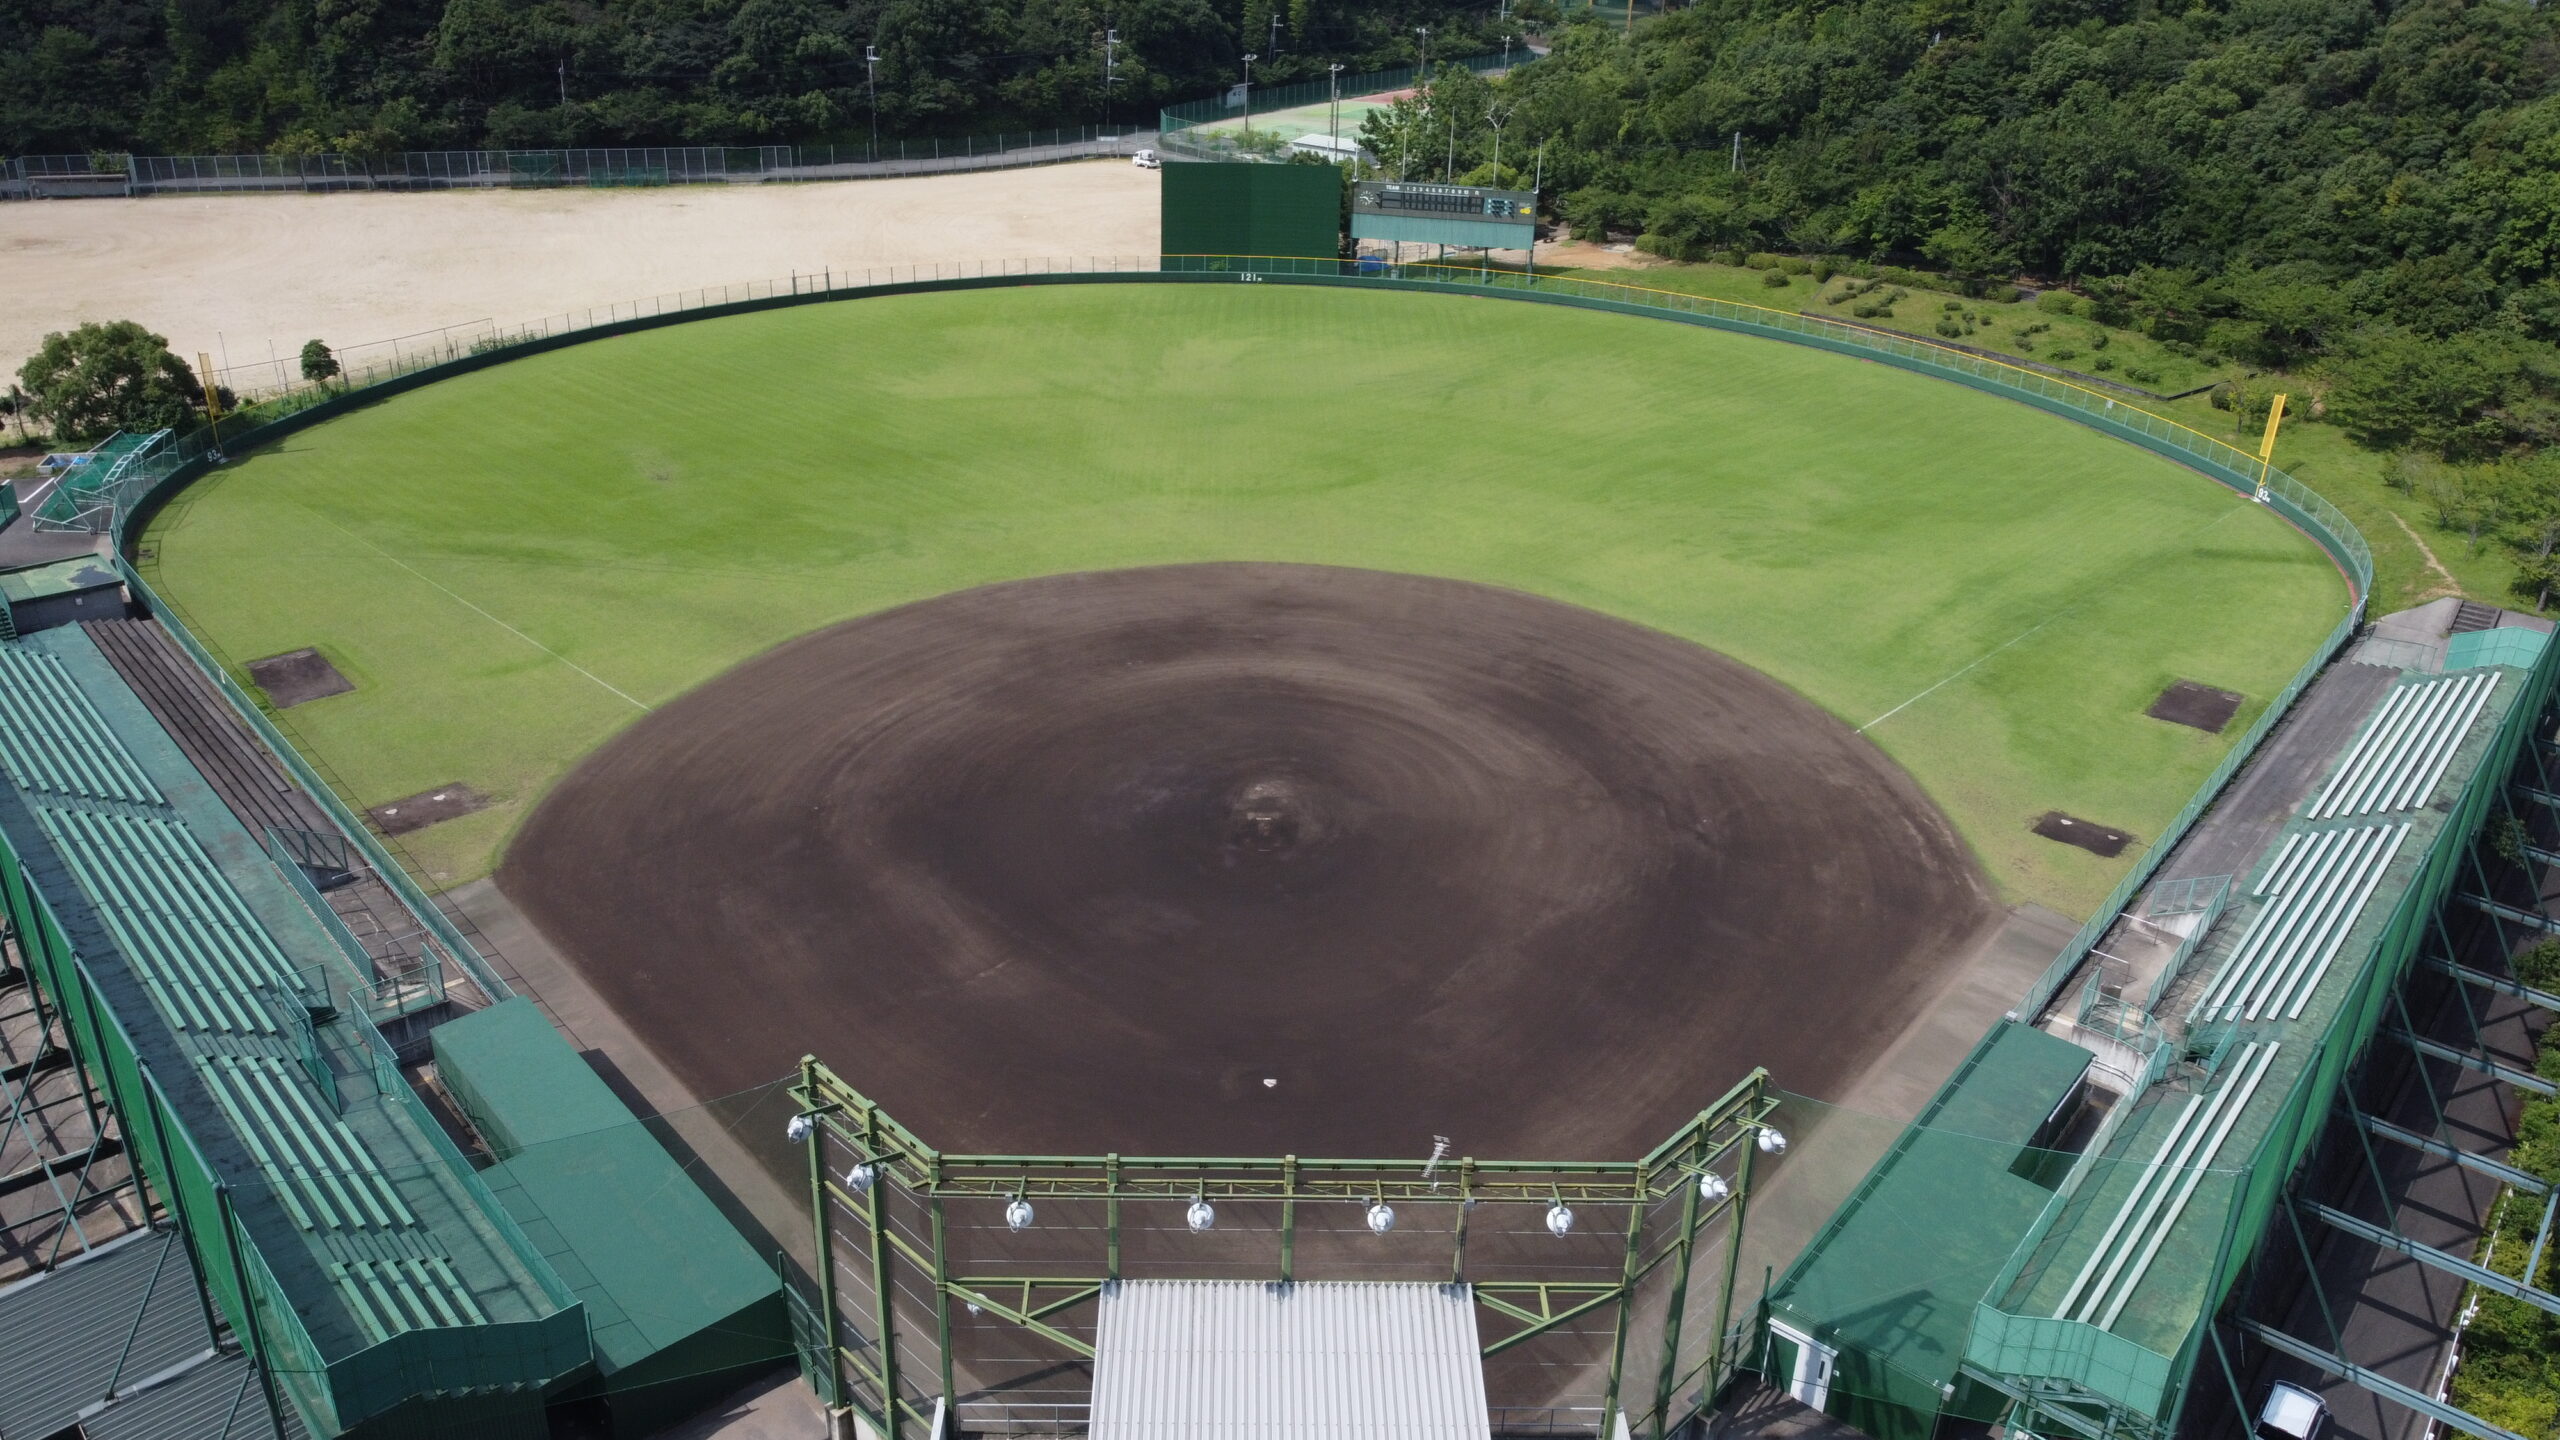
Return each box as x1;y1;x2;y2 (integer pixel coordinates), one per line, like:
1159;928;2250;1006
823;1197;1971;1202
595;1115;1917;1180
504;564;1995;1158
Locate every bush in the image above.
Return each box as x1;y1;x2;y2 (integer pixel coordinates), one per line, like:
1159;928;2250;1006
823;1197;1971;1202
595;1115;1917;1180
2048;345;2081;362
1761;269;1792;288
2124;364;2161;384
2086;330;2110;350
1935;318;1964;338
1812;259;1836;282
2092;355;2118;372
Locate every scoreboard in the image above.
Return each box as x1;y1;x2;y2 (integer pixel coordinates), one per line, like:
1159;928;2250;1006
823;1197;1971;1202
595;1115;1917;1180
1350;182;1537;249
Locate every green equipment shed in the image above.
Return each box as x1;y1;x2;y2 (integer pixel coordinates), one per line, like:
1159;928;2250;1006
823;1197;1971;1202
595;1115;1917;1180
1160;161;1343;262
432;1000;793;1436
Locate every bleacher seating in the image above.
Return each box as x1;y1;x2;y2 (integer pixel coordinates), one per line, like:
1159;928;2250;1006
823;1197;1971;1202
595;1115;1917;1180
0;646;165;805
329;1258;492;1343
2308;671;2498;820
2052;1040;2282;1328
198;1056;419;1233
2194;822;2410;1023
35;808;304;1034
0;635;492;1346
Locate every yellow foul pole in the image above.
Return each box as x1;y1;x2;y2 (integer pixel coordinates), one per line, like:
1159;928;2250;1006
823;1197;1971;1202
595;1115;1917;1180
2254;392;2288;502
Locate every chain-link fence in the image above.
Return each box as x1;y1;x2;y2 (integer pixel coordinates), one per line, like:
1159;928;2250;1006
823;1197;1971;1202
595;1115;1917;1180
1156;54;1510;162
2;132;1148;199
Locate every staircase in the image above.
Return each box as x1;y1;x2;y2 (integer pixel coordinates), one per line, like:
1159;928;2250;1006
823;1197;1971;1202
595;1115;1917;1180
2452;599;2503;634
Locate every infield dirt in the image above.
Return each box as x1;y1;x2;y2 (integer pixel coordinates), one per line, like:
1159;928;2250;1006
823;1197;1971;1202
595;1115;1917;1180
503;563;2000;1161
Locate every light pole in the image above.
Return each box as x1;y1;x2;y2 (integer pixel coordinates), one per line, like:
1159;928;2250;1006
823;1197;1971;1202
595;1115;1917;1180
1242;53;1258;140
1416;25;1430;75
1503;32;1514;68
1269;10;1282;52
1487;103;1511;180
865;45;880;158
1329;63;1345;146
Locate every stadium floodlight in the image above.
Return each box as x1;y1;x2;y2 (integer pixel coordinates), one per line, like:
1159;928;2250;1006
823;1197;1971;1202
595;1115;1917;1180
1545;1202;1574;1237
786;1113;814;1145
1757;1127;1789;1156
1698;1170;1730;1204
843;1161;877;1194
1187;1196;1216;1232
1366;1200;1397;1235
1006;1196;1035;1231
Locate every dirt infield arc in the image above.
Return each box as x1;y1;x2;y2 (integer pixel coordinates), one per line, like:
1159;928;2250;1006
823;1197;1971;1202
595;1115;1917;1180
504;563;1998;1159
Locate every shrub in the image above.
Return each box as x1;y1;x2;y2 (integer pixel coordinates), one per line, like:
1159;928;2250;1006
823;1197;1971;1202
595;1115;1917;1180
1943;300;1963;311
2037;292;2080;316
2086;330;2110;350
1812;259;1836;282
2048;345;2080;362
1761;268;1792;288
2017;337;2036;352
1935;318;1964;338
2124;364;2161;384
2092;355;2117;372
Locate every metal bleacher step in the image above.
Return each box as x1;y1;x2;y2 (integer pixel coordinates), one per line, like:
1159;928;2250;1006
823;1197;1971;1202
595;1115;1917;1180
330;1256;490;1343
0;644;166;805
197;1055;418;1234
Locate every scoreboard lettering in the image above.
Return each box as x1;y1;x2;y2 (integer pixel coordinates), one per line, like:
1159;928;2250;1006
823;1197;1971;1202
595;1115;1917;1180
1352;182;1535;225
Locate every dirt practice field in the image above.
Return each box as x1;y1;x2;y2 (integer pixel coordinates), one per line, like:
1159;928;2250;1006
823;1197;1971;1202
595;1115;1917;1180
0;159;1157;388
503;564;1999;1159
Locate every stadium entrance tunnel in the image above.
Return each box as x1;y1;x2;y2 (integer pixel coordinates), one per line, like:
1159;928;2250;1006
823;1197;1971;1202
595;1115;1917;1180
503;562;2001;1160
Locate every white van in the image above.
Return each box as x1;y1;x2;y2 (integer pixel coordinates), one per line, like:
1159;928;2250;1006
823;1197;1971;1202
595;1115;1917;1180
1131;149;1161;169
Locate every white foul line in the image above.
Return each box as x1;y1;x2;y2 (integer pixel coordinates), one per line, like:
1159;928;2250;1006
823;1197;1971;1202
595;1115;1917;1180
308;512;652;713
1859;504;2255;734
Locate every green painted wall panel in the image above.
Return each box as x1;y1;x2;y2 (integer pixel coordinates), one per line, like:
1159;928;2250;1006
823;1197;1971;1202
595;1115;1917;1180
1160;164;1340;260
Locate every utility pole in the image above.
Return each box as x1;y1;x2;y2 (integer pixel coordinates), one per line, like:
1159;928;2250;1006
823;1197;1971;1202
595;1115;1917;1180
1417;25;1431;74
1503;33;1515;68
1528;139;1546;282
1487;103;1510;178
1242;52;1258;138
1269;10;1282;52
867;46;881;158
1104;28;1119;130
1730;131;1741;172
557;58;568;106
1329;63;1344;145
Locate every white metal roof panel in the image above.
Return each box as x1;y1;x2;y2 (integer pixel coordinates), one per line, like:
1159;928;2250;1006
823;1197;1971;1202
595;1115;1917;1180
1091;1279;1491;1440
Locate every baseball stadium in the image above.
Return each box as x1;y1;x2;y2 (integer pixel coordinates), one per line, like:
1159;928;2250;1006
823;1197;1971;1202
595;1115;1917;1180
0;154;2554;1440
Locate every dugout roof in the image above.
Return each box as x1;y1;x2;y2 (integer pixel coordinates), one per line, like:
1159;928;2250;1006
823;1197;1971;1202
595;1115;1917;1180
1090;1279;1490;1439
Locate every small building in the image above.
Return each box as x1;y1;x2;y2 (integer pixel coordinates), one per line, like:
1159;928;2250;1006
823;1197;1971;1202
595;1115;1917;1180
1287;132;1371;165
0;554;126;637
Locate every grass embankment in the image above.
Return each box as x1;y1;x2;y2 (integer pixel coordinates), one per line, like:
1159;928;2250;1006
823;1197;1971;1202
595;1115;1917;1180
1556;257;2523;614
143;283;2343;912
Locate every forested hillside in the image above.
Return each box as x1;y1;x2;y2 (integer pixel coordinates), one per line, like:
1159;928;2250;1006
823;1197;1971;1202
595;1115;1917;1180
1367;0;2559;467
0;0;1498;156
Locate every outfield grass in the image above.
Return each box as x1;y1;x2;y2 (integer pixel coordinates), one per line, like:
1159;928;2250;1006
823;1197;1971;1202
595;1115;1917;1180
143;283;2350;915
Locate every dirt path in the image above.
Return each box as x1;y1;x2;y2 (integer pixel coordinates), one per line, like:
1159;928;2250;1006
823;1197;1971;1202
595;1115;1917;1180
0;160;1158;388
2389;510;2463;599
503;562;1997;1163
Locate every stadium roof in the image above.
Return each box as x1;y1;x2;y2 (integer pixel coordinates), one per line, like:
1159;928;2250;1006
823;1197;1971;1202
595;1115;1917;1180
1090;1279;1490;1440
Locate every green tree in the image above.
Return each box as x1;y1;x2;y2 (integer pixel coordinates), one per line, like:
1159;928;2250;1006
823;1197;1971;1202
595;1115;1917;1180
14;321;204;446
299;339;341;388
